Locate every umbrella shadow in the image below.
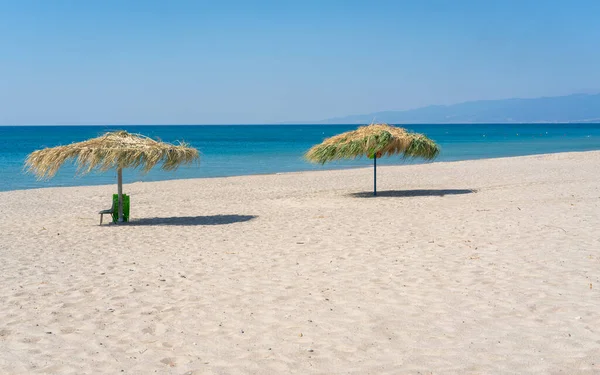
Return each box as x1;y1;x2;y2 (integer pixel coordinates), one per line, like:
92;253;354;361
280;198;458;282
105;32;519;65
122;214;257;226
349;189;476;198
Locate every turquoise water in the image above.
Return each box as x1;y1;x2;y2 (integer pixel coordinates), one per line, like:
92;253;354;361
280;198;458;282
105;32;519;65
1;124;600;192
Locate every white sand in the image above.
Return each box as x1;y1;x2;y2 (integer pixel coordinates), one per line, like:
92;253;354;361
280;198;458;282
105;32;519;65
1;151;600;374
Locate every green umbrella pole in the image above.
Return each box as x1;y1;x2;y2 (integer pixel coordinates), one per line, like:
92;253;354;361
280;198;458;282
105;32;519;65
117;168;124;223
373;156;377;196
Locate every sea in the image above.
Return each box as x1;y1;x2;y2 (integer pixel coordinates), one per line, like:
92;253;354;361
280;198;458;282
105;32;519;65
1;124;600;192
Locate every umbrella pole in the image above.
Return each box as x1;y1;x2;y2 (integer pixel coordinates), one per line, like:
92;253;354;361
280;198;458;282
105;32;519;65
373;156;377;196
117;168;124;223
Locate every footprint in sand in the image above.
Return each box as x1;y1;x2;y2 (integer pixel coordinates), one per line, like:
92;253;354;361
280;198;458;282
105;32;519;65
22;337;41;343
60;327;76;334
160;357;176;367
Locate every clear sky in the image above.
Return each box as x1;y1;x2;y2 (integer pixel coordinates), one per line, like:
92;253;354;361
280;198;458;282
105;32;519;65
1;0;599;124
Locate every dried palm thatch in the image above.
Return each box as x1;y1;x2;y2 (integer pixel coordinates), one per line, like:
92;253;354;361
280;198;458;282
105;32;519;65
25;130;200;223
305;123;439;196
25;130;199;179
305;123;439;164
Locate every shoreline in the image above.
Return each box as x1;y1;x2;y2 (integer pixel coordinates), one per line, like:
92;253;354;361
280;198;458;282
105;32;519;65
3;149;599;194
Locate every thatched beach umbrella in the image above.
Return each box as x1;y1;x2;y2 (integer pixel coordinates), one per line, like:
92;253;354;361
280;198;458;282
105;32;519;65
305;123;439;196
25;130;199;223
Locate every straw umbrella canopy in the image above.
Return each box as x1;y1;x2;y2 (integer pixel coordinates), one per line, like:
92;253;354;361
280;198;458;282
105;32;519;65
305;123;439;196
25;130;200;223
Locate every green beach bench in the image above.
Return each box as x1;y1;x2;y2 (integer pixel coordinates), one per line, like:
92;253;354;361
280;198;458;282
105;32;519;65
99;194;130;225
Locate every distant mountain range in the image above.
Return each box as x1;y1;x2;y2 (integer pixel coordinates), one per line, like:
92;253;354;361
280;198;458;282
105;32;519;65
313;93;600;124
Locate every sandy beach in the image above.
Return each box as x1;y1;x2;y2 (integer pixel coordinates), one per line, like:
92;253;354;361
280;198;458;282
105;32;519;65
1;151;599;374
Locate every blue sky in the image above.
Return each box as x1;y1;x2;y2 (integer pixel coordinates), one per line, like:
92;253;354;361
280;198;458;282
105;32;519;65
1;0;599;124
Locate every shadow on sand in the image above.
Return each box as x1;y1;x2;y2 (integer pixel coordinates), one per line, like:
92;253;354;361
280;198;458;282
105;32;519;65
349;189;476;198
121;214;257;226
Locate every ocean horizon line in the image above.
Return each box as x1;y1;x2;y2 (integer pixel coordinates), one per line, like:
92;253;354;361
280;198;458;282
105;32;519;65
2;121;600;127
